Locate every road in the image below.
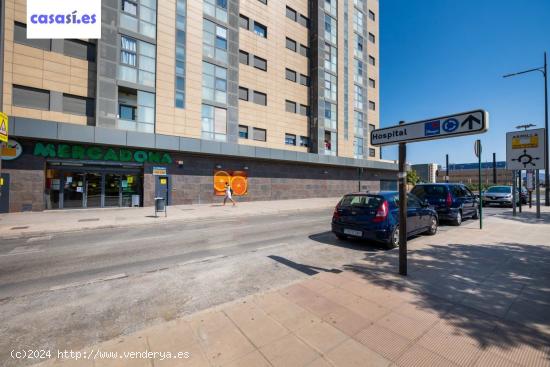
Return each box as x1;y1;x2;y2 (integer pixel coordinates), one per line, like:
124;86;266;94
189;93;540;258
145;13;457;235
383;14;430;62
0;206;506;366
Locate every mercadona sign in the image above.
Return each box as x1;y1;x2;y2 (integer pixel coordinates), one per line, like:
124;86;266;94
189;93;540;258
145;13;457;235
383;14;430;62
33;142;173;164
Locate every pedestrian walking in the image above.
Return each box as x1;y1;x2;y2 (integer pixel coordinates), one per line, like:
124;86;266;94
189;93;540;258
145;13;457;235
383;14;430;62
223;182;236;206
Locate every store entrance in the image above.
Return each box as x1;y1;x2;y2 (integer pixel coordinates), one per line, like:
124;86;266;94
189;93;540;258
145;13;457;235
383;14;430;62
46;162;143;209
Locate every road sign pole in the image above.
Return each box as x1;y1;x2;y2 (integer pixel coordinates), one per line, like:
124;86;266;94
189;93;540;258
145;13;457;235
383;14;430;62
512;171;517;216
518;170;522;213
536;169;541;218
398;121;407;276
477;140;483;229
544;52;549;206
445;154;449;183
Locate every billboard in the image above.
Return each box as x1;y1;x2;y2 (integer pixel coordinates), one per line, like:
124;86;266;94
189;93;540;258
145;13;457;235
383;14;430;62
213;170;248;196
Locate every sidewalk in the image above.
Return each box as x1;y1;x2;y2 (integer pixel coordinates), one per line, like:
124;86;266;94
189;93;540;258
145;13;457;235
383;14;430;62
0;197;339;239
36;207;550;367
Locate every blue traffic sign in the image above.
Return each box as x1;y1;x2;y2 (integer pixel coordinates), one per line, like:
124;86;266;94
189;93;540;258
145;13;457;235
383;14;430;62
442;118;459;132
424;120;441;136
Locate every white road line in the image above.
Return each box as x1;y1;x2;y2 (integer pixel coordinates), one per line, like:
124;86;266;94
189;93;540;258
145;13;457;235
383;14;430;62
48;273;128;291
26;235;53;243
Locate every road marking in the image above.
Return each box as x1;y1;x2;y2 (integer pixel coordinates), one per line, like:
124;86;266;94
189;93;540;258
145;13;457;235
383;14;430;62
26;235;53;243
0;246;43;257
48;273;128;291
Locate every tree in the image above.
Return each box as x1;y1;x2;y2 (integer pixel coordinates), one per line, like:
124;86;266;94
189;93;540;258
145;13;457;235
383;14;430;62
407;169;421;185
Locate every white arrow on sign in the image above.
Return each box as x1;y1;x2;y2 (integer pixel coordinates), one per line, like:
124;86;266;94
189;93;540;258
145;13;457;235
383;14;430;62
370;109;489;146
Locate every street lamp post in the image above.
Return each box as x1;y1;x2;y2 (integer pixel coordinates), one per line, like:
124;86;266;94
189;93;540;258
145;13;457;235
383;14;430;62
503;52;549;206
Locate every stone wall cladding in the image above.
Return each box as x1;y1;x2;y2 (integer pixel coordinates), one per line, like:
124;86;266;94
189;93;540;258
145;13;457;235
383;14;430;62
4;169;45;212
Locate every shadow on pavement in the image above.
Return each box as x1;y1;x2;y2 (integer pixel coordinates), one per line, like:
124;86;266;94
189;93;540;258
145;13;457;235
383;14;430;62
344;242;550;355
308;231;388;252
494;209;550;224
267;255;342;276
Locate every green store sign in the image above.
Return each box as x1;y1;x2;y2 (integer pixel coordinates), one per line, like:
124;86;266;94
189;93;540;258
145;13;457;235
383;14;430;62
33;142;173;164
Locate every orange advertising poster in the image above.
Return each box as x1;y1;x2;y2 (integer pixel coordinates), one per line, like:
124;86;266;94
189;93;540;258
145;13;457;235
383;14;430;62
214;170;248;196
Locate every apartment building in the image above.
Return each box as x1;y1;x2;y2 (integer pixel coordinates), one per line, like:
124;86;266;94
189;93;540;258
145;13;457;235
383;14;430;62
0;0;396;212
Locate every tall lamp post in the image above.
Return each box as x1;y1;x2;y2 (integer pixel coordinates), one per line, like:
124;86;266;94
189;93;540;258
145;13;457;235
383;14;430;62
503;52;548;206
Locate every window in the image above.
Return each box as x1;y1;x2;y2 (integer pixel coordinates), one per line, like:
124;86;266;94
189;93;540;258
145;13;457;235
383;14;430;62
202;62;227;104
354;137;364;158
354;85;364;109
258;0;267;4
354;59;364;84
299;74;309;86
369;100;376;110
120;36;137;66
286;37;297;52
286;68;297;82
368;78;375;88
285;134;296;146
355;112;364;133
299;44;309;57
253;91;267;106
119;0;157;38
324;43;337;73
324;0;337;17
201;104;227;141
239;50;249;65
122;0;137;16
369;148;376;157
369;124;376;133
238;87;249;101
324;14;337;44
13;85;50;110
299;136;309;147
14;22;51;51
286;6;297;21
239;125;248;139
63;94;95;117
368;10;375;21
253;128;266;141
204;0;228;23
175;0;187;109
253;21;267;38
353;11;364;33
253;56;267;71
354;0;364;8
285;100;296;113
354;34;363;58
119;104;137;121
368;55;376;66
368;32;375;43
239;14;249;29
298;15;309;28
203;20;228;64
324;101;337;129
64;39;95;61
324;73;337;101
299;104;309;116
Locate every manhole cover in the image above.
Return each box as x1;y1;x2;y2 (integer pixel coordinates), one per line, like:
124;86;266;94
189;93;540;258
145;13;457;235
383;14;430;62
78;218;100;222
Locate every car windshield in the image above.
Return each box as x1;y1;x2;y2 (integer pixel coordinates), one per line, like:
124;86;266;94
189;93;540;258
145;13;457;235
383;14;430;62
486;187;511;193
339;195;383;208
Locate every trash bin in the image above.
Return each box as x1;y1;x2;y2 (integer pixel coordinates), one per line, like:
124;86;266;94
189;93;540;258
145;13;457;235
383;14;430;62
155;197;165;212
131;194;140;207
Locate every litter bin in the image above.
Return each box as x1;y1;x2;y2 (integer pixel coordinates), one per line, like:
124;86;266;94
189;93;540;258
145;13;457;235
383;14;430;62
154;197;166;217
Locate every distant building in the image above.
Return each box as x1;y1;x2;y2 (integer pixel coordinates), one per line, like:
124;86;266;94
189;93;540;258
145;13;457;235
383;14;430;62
411;163;438;183
436;161;513;186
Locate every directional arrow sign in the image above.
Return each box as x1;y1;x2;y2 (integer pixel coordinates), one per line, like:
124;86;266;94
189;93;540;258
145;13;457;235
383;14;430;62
370;109;489;146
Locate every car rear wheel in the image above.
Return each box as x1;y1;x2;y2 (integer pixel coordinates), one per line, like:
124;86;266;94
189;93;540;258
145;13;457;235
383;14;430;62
426;216;438;235
452;211;462;226
387;226;399;249
335;233;347;240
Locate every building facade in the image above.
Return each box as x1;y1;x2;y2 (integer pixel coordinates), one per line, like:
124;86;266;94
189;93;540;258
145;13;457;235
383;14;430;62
0;0;396;212
411;163;438;183
436;162;514;186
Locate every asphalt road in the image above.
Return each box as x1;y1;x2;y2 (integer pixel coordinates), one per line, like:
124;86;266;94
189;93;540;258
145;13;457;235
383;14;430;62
0;206;506;366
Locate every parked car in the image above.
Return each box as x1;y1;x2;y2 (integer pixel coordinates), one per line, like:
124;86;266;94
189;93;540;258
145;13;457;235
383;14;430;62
331;191;438;249
481;186;521;207
410;183;479;226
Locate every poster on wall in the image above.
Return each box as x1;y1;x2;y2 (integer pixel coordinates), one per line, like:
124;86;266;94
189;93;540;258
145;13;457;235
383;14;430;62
213;170;248;196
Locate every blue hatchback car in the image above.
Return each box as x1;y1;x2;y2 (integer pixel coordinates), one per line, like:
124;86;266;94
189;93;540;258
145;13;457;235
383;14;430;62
331;191;438;249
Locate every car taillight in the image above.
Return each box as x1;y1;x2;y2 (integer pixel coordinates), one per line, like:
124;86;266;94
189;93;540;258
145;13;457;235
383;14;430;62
333;206;340;220
446;192;452;208
373;200;389;223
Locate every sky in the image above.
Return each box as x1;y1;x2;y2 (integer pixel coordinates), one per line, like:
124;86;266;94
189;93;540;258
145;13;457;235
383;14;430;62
379;0;550;167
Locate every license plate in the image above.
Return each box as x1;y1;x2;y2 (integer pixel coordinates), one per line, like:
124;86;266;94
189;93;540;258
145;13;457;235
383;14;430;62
343;229;362;237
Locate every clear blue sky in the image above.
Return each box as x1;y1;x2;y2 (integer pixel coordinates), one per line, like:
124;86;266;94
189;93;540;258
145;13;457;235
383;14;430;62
379;0;550;168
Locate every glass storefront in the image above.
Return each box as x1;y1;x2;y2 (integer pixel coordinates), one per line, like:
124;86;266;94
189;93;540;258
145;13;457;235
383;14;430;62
45;161;143;209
